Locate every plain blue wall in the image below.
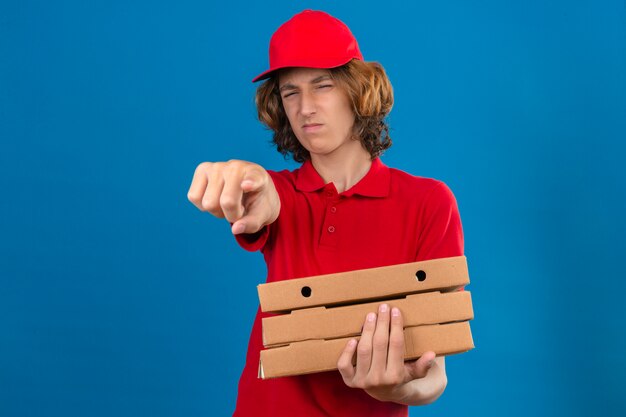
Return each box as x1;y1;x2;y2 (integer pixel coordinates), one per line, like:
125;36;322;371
1;1;625;416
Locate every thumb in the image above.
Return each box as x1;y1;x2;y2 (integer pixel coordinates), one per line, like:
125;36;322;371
407;351;437;380
231;214;264;235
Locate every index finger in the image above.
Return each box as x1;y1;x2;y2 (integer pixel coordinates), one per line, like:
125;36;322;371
337;338;358;385
240;166;268;192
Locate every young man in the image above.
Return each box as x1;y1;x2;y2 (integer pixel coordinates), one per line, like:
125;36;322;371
187;10;464;417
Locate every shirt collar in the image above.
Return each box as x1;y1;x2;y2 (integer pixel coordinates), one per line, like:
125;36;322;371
295;157;390;198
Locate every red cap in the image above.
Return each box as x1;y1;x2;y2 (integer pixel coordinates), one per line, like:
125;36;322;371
252;10;364;82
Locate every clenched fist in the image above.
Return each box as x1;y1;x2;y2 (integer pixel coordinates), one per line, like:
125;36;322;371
187;160;280;235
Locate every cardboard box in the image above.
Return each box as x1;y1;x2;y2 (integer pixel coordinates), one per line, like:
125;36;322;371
258;256;469;313
262;291;474;347
259;321;474;379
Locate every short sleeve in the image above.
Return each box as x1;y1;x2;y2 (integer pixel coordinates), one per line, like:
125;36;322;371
234;225;271;252
416;181;464;261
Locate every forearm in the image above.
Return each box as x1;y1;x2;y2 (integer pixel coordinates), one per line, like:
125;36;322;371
392;357;447;406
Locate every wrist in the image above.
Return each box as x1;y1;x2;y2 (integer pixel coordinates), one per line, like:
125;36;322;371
395;373;447;406
365;381;413;404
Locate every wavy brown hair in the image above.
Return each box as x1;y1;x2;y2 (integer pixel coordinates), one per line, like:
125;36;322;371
255;60;394;163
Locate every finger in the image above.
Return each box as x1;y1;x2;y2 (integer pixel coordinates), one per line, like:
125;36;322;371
355;312;377;380
240;173;266;193
187;162;210;209
386;307;406;379
370;304;391;372
231;169;272;233
230;213;264;235
406;351;437;380
231;186;264;234
221;168;246;223
337;339;358;386
202;166;226;217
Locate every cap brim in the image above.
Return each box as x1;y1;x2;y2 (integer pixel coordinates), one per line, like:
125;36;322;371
251;56;362;83
251;68;277;83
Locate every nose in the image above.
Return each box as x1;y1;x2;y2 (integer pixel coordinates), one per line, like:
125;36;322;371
299;89;316;117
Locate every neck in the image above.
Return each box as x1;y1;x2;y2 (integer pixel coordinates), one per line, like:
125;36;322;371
310;144;373;193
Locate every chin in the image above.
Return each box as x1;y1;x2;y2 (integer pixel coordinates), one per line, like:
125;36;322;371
300;141;332;154
306;141;338;154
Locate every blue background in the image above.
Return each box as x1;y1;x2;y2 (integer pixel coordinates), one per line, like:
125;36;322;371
1;1;625;416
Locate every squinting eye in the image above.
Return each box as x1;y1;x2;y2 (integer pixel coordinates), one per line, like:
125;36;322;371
283;92;297;98
318;84;332;89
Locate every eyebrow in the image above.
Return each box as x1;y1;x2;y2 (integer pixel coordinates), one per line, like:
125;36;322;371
279;75;332;92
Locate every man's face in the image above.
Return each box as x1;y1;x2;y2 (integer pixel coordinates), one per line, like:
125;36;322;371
278;67;357;160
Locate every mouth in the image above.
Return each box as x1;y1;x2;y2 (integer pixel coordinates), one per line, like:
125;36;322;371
302;123;323;132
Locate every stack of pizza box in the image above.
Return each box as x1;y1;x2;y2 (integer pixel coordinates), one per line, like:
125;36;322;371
257;256;474;379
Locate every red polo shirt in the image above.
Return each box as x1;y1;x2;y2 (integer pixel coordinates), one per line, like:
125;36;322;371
232;157;464;417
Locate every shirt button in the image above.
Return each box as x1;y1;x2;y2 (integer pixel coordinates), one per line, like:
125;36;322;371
330;206;337;213
327;226;335;233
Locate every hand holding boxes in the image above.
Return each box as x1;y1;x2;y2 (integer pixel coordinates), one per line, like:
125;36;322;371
257;256;475;379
